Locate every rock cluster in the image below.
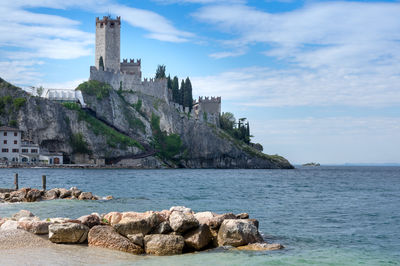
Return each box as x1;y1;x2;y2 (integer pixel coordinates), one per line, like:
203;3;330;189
0;207;284;256
0;187;101;203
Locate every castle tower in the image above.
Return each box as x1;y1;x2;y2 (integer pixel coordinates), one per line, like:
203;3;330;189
95;16;121;71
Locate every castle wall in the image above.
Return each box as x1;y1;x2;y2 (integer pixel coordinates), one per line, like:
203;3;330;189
95;17;120;71
120;59;141;77
90;67;169;102
193;96;221;115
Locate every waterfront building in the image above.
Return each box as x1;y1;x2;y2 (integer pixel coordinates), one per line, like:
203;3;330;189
0;126;22;163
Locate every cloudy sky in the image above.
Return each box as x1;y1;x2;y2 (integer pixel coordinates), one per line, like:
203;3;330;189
0;0;399;164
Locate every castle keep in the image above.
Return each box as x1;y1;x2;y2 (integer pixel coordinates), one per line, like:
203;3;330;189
90;16;221;117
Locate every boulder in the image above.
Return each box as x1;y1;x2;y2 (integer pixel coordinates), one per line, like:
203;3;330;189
78;213;101;228
157;210;172;222
49;217;71;224
236;213;249;219
127;233;144;247
58;188;71;199
44;189;59;200
0;220;18;231
70;187;82;198
12;210;35;221
49;222;89;243
144;234;185;255
18;220;50;235
194;211;215;225
152;221;172;234
169;206;192;213
103;212;122;225
169;211;199;234
10;188;30;202
184;224;212;250
88;225;143;254
236;243;284;251
217;219;263;247
78;192;94;200
114;212;159;237
209;213;237;229
26;189;42;202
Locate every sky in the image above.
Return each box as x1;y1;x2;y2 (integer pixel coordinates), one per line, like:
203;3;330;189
0;0;399;165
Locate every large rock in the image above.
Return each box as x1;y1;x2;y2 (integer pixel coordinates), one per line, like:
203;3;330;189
49;222;89;243
10;188;30;202
236;243;284;251
18;220;50;235
209;213;237;229
169;211;199;234
26;189;42;202
70;187;82;198
169;206;192;213
144;234;185;255
184;224;212;250
114;212;159;237
217;219;263;247
103;212;122;225
58;188;71;199
194;211;215;225
78;192;94;200
151;221;172;234
12;210;35;221
78;213;101;228
88;225;143;254
0;220;18;231
127;233;144;247
236;213;249;219
44;189;59;200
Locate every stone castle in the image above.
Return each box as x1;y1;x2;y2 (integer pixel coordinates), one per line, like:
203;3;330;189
90;16;221;116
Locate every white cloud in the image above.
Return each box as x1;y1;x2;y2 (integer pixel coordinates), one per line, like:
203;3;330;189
209;49;246;59
154;0;245;4
0;60;44;86
192;66;400;107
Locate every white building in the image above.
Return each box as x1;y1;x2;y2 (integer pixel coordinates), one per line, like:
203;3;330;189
0;126;22;163
39;152;63;165
45;89;86;107
19;141;40;164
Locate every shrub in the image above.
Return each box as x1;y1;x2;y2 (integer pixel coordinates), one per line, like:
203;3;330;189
151;113;182;160
76;80;112;100
13;97;26;109
62;102;80;110
9;120;17;127
70;133;91;154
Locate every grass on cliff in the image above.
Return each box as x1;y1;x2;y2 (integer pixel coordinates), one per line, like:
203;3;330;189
76;80;112;100
70;133;91;154
62;102;143;151
151;113;182;160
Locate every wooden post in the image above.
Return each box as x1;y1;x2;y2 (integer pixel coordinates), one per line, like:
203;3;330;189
42;175;46;191
14;173;18;190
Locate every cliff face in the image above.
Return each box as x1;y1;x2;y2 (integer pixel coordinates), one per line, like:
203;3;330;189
0;78;293;169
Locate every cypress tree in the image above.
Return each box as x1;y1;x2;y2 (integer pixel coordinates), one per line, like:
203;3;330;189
184;77;193;111
180;79;185;106
172;76;179;103
99;56;104;70
155;65;166;79
167;75;172;90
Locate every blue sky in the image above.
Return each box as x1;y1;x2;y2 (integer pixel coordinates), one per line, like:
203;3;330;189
1;0;399;164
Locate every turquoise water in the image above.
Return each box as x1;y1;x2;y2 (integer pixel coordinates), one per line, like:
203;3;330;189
0;167;399;265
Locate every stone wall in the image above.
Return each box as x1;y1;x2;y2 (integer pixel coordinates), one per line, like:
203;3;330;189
90;67;169;102
193;97;221;116
120;59;142;77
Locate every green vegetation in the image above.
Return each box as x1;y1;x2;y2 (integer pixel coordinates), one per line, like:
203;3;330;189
70;133;91;154
155;65;166;79
127;116;145;133
151;113;182;160
203;112;208;121
76;80;111;100
62;102;80;110
76;109;143;150
13;98;26;110
220;112;251;144
9;120;17;127
132;99;142;112
169;76;193;112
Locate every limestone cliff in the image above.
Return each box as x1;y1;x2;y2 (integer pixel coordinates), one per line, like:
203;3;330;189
0;78;293;169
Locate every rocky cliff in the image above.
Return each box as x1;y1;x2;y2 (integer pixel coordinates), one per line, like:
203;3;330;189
0;78;293;169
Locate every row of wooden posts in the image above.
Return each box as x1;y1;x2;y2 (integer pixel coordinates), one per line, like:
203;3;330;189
13;173;46;191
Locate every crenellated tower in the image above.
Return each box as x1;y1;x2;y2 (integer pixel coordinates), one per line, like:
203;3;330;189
95;16;121;71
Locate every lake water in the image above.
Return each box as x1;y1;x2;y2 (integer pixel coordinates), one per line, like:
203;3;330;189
0;167;399;265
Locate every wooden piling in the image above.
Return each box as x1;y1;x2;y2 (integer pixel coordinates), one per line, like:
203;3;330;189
14;173;18;190
42;175;46;191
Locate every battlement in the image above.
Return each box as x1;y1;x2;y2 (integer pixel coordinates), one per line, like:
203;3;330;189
96;16;121;27
195;96;221;104
121;59;141;65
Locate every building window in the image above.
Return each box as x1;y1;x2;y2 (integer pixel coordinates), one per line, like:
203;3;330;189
14;132;17;137
3;140;7;144
12;149;19;153
3;132;7;136
2;149;8;153
14;140;17;144
22;149;28;153
31;149;38;153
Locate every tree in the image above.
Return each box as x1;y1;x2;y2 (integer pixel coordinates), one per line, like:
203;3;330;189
180;79;185;106
172;76;179;103
184;77;193;111
167;75;172;90
35;86;44;97
99;56;104;70
155;65;166;79
220;112;236;131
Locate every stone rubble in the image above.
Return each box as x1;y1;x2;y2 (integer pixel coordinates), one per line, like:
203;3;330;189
0;206;284;256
